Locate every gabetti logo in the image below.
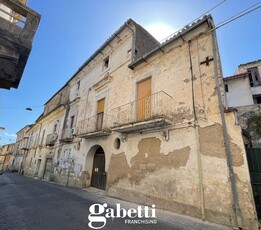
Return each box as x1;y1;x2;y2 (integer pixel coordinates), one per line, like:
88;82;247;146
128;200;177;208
88;203;157;229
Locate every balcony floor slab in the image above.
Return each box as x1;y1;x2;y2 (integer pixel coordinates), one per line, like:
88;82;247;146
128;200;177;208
111;117;172;133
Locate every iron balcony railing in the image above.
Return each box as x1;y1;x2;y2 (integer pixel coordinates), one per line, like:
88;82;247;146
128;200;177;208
111;91;173;127
78;113;113;136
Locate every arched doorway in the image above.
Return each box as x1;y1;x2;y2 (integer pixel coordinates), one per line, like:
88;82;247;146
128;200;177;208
91;147;106;190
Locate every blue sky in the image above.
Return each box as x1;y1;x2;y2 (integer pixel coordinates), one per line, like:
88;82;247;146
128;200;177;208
0;0;260;145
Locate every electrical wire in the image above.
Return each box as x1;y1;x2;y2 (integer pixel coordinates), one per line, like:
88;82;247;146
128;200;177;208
213;2;261;31
159;0;228;43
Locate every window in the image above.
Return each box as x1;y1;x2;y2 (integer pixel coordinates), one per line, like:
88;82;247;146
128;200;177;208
41;130;45;146
103;57;109;69
70;115;75;129
248;67;260;87
97;98;105;130
225;84;229;92
249;74;254;87
253;96;261;104
53;124;57;133
76;81;80;91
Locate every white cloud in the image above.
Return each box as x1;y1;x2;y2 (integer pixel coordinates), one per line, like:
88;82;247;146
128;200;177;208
4;132;17;138
145;22;177;42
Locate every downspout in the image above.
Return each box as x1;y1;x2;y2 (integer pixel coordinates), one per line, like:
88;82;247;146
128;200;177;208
211;30;243;228
125;21;135;64
188;40;205;220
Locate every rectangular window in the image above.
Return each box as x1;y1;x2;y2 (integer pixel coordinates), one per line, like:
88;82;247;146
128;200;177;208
248;67;260;86
249;74;254;87
225;84;229;92
41;130;45;146
253;96;261;104
53;124;57;133
97;98;105;130
76;81;80;91
103;57;109;69
70;115;75;129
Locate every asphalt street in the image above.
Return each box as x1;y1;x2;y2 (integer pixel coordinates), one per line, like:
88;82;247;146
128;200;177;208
0;172;233;230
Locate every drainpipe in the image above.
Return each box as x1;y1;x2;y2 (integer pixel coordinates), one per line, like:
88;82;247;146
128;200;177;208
212;30;243;228
125;21;135;64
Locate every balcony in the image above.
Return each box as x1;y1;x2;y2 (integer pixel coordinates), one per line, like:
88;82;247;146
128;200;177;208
0;0;41;89
77;114;112;139
46;133;58;146
111;91;173;133
60;128;76;142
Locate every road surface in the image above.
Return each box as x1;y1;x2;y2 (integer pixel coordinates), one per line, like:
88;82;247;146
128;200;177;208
0;172;233;230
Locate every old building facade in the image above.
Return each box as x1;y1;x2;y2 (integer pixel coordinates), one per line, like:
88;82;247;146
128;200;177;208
16;16;258;229
0;143;15;171
224;60;261;108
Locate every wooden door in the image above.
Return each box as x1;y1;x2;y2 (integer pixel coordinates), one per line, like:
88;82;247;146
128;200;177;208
91;147;106;190
137;78;151;121
43;158;53;180
97;98;105;130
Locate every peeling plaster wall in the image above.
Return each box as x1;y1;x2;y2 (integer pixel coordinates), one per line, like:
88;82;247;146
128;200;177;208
18;20;258;229
104;27;257;229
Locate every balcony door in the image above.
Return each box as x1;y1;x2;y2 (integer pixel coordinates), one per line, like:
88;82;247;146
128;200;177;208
137;78;151;121
97;98;105;130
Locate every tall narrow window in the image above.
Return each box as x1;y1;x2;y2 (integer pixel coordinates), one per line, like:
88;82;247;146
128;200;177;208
103;57;109;69
225;84;229;92
53;124;57;133
249;74;254;87
248;67;260;86
70;115;75;129
76;81;80;91
97;98;105;130
41;130;45;146
137;78;151;121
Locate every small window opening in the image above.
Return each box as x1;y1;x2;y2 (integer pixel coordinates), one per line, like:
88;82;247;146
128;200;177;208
114;138;121;150
249;75;254;87
77;81;80;91
104;57;109;69
70;115;75;129
254;96;261;104
225;84;229;92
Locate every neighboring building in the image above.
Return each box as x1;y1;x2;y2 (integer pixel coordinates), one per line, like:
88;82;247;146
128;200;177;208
0;143;15;171
17;16;258;229
223;60;261;148
224;60;261;107
13;125;32;172
0;0;41;89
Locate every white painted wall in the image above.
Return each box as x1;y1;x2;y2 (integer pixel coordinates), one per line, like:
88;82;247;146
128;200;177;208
225;77;254;107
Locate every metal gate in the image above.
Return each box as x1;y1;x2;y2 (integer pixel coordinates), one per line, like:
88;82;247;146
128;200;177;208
246;148;261;219
91;147;106;190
